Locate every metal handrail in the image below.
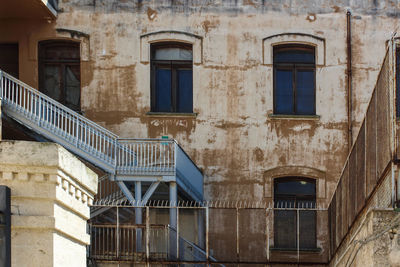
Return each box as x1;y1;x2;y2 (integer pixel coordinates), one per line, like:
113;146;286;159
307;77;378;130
167;225;223;265
0;71;118;168
1;72;118;138
0;70;203;201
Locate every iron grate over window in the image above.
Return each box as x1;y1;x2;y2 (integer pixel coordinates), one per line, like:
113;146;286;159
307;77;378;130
273;177;317;250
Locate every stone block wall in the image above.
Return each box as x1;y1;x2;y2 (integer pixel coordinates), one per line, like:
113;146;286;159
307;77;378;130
0;140;97;267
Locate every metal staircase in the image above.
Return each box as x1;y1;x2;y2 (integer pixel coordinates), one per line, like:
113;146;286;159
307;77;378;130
0;70;204;205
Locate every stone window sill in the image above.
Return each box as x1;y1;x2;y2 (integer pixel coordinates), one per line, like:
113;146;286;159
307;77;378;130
268;114;320;121
270;247;321;253
145;112;198;118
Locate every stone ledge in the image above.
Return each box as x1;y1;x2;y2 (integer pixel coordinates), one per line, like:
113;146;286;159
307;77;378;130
0;141;98;195
11;215;90;245
0;170;94;207
12;215;55;229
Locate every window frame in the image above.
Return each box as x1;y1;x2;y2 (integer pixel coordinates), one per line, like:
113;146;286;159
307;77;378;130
38;40;81;112
150;42;193;113
273;176;317;250
273;45;316;116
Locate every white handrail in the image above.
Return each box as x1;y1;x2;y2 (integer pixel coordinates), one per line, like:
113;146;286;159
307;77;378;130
1;71;118;167
0;70;203;202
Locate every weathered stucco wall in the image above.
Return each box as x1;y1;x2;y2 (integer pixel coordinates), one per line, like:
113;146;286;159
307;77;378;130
328;166;400;267
46;0;399;205
1;1;400;261
329;210;400;267
0;140;98;267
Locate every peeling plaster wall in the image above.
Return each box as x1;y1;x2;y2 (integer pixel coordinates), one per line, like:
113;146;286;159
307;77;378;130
1;0;399;205
329;210;400;267
57;2;351;207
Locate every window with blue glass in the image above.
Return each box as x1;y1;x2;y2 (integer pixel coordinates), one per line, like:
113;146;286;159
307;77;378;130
151;43;193;113
274;45;316;115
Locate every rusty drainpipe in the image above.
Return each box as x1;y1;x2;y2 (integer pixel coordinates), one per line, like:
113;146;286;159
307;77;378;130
347;10;353;150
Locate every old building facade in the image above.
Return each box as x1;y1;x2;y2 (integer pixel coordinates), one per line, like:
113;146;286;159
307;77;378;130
2;0;400;266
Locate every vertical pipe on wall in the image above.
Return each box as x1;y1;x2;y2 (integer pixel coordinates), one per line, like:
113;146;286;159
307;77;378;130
347;10;353;150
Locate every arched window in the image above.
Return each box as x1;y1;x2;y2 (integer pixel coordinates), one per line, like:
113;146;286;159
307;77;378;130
273;45;316;115
150;42;193;113
38;40;81;112
274;177;316;249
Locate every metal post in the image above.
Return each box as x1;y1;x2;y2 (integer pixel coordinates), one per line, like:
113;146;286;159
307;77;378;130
236;207;240;265
176;206;180;260
169;182;177;260
205;206;209;266
297;208;300;262
116;206;119;259
265;208;270;262
135;181;142;252
146;206;150;266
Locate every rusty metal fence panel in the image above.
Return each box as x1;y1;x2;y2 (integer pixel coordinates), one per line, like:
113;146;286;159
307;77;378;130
335;181;342;247
348;147;357;229
341;162;349;238
375;171;393;208
356;121;366;214
376;52;392;178
328;43;396;259
88;203;328;265
366;91;377;198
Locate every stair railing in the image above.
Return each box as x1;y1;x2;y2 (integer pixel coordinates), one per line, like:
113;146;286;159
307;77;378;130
0;70;119;169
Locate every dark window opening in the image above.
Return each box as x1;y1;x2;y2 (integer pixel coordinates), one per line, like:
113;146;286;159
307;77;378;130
396;47;400;118
274;45;316;115
38;40;81;112
151;42;193;113
274;177;316;250
0;43;19;78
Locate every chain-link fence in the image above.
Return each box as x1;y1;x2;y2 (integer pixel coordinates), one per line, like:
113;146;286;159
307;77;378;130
328;40;397;259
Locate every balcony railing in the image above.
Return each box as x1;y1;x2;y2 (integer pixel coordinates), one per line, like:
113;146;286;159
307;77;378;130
116;139;203;201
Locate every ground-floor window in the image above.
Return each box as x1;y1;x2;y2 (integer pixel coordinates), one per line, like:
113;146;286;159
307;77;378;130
274;177;316;249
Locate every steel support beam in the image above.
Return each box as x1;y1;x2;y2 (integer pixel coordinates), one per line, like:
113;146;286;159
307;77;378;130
135;181;142;252
142;181;160;204
117;181;135;204
169;181;178;259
